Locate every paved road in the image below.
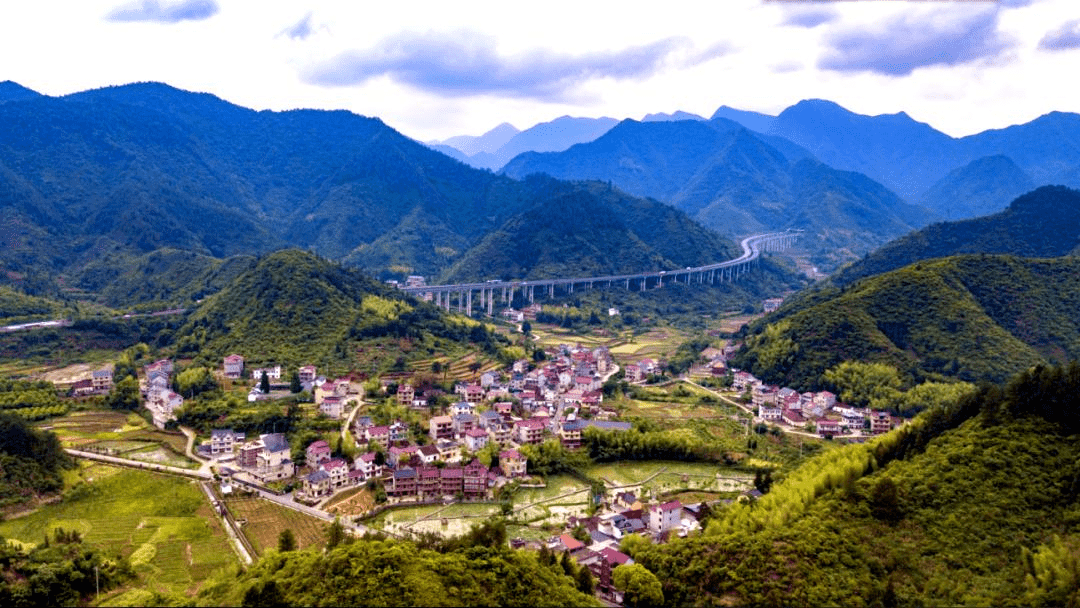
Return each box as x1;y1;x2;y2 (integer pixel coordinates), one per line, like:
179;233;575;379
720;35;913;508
65;448;212;480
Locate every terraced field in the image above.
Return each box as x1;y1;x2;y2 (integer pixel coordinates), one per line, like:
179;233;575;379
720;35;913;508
408;351;503;380
222;496;329;555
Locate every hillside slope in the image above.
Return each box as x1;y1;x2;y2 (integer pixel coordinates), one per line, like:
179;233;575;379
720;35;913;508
835;185;1080;286
734;254;1080;388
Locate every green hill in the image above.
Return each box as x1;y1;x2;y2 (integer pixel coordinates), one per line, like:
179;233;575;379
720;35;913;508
733;254;1080;389
632;364;1080;607
177;249;501;368
917;154;1035;221
70;248;258;308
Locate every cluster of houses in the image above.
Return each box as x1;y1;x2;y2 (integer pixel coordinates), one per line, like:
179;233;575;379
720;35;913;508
733;370;897;437
69;367;113;397
548;493;708;603
314;375;361;418
211;429;295;482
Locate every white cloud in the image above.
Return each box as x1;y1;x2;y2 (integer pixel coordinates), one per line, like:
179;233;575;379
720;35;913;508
106;0;218;23
302;30;730;101
1038;19;1080;51
819;7;1015;76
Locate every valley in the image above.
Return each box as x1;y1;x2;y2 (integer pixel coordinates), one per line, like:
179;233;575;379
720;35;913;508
2;72;1080;607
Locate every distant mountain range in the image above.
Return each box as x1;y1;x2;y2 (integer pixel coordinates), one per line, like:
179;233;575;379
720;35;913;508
722;99;1080;207
436;98;1080;220
0;81;741;304
427;116;620;171
501;117;931;270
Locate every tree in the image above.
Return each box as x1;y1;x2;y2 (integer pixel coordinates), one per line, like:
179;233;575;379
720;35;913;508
326;517;346;550
174;366;218;398
521;320;532;336
612;563;664;608
754;468;774;494
290;371;302;394
560;550;575;576
105;376;140;411
575;565;595;595
823;361;904;409
277;528;297;552
260;371;271;395
619;533;651;559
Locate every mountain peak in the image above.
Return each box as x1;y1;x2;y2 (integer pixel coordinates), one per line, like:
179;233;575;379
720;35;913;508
641;110;705;122
0;80;43;102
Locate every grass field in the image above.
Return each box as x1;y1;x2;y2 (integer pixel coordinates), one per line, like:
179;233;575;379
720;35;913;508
0;462;236;602
222;496;329;556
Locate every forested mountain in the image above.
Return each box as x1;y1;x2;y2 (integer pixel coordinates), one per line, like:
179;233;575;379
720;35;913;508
733;254;1080;389
767;99;960;201
835;185;1080;285
0;82;743;306
501;118;931;270
634;364;1080;606
439;176;738;282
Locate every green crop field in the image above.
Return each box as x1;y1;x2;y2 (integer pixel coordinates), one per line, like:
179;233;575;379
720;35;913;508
0;462;237;602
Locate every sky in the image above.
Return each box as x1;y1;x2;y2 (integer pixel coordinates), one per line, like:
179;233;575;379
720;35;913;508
1;0;1078;142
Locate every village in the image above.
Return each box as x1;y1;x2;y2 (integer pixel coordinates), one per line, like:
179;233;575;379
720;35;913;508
54;308;901;605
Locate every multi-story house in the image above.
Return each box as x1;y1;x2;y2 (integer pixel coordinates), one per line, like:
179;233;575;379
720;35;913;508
211;429;245;455
514;418;546;445
500;449;527;477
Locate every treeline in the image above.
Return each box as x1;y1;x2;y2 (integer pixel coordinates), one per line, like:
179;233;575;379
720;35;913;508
195;533;598;607
0;528;131;606
582;425;718;463
0;413;71;507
